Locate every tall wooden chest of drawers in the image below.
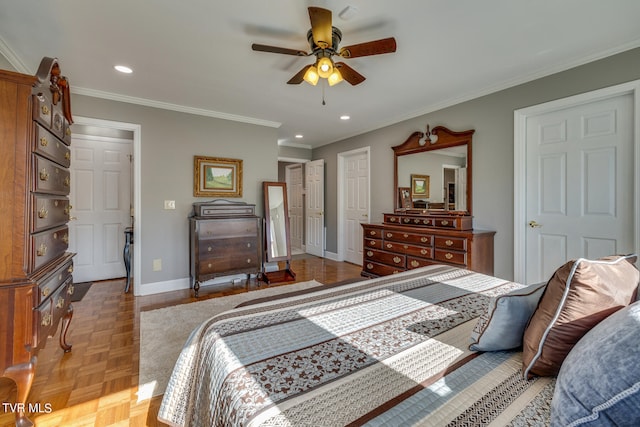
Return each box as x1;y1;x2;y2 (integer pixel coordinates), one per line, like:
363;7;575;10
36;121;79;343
361;213;495;278
189;200;261;297
0;58;75;426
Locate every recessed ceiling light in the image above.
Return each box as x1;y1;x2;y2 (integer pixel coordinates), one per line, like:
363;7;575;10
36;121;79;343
340;115;350;120
295;134;304;139
114;65;133;74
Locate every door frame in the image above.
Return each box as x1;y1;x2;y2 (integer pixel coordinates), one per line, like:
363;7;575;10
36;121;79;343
284;162;305;253
73;116;142;294
337;146;370;262
513;80;640;283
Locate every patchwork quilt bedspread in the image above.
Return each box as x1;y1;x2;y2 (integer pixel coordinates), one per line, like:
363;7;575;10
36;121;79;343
158;265;554;426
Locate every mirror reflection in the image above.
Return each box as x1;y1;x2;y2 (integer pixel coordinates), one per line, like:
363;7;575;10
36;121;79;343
397;145;468;211
267;185;288;259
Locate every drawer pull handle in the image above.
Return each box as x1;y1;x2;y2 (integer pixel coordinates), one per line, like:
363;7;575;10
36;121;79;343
68;265;74;273
411;260;420;267
403;245;408;249
420;249;428;255
389;217;396;222
41;313;52;327
441;220;449;226
386;233;393;238
38;206;48;219
421;237;428;243
65;152;71;160
207;246;212;252
41;105;50;115
42;287;51;297
64;176;71;187
54;115;62;131
403;218;410;223
208;263;212;268
39;168;49;181
403;234;408;238
246;258;251;263
423;220;429;224
369;231;376;236
62;234;69;244
40;136;49;147
393;270;400;274
247;243;251;248
393;256;401;264
66;128;72;136
445;240;453;246
445;253;454;260
414;219;420;223
386;243;392;249
64;205;72;215
67;284;74;295
37;243;47;257
366;263;373;270
369;240;376;246
56;297;65;309
366;251;373;257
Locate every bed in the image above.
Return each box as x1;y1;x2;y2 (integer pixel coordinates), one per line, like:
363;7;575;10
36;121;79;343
158;261;640;426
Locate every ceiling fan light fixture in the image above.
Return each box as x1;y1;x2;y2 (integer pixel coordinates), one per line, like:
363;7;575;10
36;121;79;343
327;69;343;86
303;65;320;86
316;57;334;78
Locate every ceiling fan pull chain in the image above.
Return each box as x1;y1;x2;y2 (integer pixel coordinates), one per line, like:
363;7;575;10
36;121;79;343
322;79;326;105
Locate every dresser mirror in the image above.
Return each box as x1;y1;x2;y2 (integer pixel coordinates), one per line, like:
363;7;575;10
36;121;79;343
393;126;474;215
262;181;296;283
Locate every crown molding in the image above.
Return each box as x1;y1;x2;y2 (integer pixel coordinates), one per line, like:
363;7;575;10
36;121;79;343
71;86;281;129
277;140;313;149
0;35;31;74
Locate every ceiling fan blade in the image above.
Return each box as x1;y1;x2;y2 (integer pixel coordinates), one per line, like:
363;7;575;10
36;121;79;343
339;37;397;58
287;64;312;84
252;43;307;56
334;62;365;85
308;7;333;49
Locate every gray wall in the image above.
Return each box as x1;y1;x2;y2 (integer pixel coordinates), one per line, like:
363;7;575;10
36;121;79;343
313;47;640;281
71;95;278;292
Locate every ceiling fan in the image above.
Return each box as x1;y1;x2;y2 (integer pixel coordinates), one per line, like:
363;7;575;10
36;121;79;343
251;6;396;86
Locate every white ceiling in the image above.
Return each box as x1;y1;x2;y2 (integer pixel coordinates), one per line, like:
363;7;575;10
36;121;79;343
2;0;640;148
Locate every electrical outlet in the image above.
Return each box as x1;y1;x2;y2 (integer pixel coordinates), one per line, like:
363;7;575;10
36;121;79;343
164;200;176;210
152;258;162;271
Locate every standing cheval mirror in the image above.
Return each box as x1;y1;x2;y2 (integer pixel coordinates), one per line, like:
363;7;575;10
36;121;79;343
261;181;296;284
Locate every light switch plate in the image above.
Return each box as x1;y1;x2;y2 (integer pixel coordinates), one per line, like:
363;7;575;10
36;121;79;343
164;200;176;210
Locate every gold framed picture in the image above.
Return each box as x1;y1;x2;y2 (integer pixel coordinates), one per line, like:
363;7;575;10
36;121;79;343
194;156;243;197
410;174;430;198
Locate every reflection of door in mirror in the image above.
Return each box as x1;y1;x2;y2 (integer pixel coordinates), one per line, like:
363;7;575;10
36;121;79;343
262;181;296;284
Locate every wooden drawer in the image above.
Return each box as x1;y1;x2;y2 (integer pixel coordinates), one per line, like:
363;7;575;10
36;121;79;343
198;237;259;257
33;93;53;129
197;218;258;239
34;277;72;349
362;260;403;276
384;230;433;246
434;249;467;266
363;249;405;268
31;194;70;233
30;225;69;272
434;236;467;251
432;216;472;230
363;227;382;239
364;237;382;250
33;124;70;167
403;244;433;259
35;257;73;306
407;257;435;269
32;154;71;195
198;254;260;275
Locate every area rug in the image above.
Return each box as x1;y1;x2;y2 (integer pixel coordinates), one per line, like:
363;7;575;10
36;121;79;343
138;280;325;400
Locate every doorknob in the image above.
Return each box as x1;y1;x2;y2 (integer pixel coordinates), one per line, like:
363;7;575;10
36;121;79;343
528;220;542;228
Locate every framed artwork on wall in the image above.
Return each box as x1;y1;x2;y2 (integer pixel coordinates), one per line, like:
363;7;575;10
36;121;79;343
410;174;430;198
194;156;243;197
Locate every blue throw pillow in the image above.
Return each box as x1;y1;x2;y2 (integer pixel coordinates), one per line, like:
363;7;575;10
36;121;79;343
469;282;546;351
550;300;640;426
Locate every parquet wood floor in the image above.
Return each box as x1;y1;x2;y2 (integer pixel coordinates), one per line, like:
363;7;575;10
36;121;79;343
0;255;362;427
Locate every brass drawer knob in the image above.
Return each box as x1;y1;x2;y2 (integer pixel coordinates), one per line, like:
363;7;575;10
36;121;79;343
414;219;420;223
41;105;50;115
386;233;393;238
64;176;70;187
421;237;428;243
366;263;373;270
68;265;74;273
41;313;52;327
66;128;72;136
389;217;396;222
369;240;376;246
369;231;376;236
208;263;212;268
40;136;49;147
39;168;49;181
366;251;373;257
411;260;419;267
403;233;408;238
65;152;71;160
247;243;251;248
42;287;51;297
56;297;65;309
38;206;48;219
393;256;401;264
37;243;47;257
64;205;73;215
386;243;392;249
445;240;453;246
207;246;212;252
445;253;453;260
441;220;449;226
62;234;69;244
246;258;251;263
420;249;427;255
67;284;75;295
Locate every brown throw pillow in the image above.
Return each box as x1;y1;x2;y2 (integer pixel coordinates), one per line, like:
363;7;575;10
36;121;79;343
522;254;639;378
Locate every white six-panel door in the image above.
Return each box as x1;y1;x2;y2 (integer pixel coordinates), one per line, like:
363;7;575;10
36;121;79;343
343;151;369;265
520;89;634;284
286;163;304;253
69;136;132;283
305;159;324;257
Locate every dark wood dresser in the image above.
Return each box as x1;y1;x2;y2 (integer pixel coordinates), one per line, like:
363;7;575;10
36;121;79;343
0;57;75;426
189;200;261;297
361;212;495;278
